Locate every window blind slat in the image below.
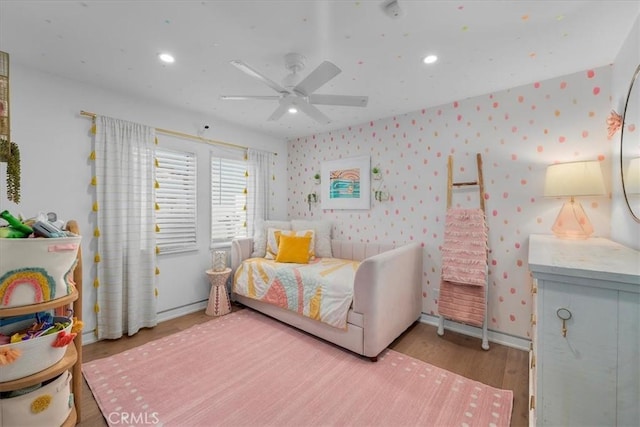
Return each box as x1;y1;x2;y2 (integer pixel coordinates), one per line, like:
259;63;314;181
211;156;247;243
155;148;197;253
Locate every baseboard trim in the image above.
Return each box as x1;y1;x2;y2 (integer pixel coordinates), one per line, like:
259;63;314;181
157;300;208;323
82;300;208;346
82;331;98;345
419;313;531;351
82;305;530;351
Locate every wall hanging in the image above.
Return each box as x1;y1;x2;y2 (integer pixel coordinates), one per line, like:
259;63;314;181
306;192;318;211
370;164;390;202
371;166;382;180
0;51;9;144
0;51;19;203
320;155;370;210
0;140;20;203
374;190;389;202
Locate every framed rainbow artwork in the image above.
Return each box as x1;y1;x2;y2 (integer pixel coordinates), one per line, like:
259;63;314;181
321;155;370;210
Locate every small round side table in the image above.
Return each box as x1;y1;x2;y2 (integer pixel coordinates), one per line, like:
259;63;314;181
205;268;232;316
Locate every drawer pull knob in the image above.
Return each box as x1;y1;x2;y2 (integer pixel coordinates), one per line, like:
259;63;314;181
556;307;572;337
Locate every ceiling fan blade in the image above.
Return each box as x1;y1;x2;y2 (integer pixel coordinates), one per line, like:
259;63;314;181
220;95;281;101
230;60;288;94
308;94;369;107
293;61;341;96
297;101;331;124
267;97;294;121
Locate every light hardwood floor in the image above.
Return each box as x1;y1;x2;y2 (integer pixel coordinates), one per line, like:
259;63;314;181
78;306;529;427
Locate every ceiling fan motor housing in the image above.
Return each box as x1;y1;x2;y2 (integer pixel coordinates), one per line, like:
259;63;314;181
284;53;306;73
282;53;306;90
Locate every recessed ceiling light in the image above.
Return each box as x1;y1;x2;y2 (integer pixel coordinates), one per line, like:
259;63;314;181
288;107;298;114
423;54;438;64
158;53;175;63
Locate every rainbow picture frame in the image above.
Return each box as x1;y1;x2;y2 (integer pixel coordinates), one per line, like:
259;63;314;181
321;155;371;210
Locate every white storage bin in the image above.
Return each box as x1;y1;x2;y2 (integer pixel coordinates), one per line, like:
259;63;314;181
0;235;81;308
0;316;74;382
0;371;73;427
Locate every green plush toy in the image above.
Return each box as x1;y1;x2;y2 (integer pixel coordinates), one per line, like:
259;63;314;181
0;210;33;237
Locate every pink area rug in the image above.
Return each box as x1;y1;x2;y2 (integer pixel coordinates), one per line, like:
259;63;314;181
83;310;513;426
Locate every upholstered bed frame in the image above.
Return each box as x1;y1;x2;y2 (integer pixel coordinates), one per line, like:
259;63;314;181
231;238;423;360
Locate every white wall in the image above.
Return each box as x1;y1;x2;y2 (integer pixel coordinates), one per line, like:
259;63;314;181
0;63;288;341
611;15;640;249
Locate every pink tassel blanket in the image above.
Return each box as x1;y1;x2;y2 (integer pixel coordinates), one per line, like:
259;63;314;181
438;208;487;327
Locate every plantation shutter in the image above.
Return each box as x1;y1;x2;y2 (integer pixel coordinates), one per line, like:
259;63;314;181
155;148;197;253
211;155;247;243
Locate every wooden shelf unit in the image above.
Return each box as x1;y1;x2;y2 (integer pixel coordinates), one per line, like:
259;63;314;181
0;344;78;392
0;285;78;317
0;219;83;426
61;407;77;427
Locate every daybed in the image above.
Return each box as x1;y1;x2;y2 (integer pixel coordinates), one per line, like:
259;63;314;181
231;232;423;361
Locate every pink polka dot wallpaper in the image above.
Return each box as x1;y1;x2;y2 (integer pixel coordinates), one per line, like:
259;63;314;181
287;66;613;339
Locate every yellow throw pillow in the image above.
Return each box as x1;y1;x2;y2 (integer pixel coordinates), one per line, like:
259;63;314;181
275;235;312;264
265;228;315;260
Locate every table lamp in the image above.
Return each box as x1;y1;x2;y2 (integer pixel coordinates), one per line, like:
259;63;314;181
544;160;606;239
624;157;640;195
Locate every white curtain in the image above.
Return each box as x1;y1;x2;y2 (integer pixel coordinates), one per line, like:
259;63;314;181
93;115;157;339
247;149;273;237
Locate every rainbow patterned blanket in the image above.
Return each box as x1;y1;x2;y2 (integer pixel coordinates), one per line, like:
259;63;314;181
233;257;360;329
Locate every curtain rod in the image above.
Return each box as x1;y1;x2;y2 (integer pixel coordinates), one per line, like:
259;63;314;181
79;110;276;155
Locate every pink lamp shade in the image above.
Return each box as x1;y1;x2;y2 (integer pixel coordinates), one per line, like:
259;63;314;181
544;160;606;239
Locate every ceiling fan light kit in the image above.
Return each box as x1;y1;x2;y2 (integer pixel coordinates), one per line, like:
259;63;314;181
221;53;368;124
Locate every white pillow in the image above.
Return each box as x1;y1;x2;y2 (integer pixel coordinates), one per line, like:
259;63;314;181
251;219;291;258
291;219;332;258
265;228;316;260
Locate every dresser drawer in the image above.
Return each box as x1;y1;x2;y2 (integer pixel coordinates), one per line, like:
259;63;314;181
528;235;639;427
537;279;617;426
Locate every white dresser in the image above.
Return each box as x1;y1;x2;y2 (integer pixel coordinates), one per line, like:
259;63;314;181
528;235;639;427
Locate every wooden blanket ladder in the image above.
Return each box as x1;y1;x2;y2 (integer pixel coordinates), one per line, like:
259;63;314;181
446;153;485;211
438;153;490;350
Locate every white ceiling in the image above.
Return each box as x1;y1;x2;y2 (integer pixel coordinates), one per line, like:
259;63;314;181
1;1;638;140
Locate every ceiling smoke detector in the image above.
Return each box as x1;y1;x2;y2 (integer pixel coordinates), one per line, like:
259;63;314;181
381;0;403;19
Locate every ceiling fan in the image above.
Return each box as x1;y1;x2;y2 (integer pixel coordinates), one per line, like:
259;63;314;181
220;53;368;124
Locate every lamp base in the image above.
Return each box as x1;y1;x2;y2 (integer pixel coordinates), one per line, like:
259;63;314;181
551;199;594;239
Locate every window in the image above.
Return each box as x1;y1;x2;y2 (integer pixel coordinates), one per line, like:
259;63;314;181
211;155;247;244
155;148;197;253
